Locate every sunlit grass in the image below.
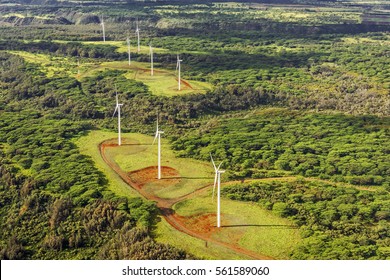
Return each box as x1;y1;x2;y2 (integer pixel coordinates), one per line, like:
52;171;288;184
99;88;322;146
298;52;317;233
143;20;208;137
73;130;141;199
154;217;249;260
174;190;301;259
84;60;212;96
109;132;213;199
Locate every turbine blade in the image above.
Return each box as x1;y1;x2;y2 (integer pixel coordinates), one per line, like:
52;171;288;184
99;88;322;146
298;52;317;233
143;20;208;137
152;131;158;145
210;153;217;170
217;161;223;171
115;92;118;106
112;106;118;118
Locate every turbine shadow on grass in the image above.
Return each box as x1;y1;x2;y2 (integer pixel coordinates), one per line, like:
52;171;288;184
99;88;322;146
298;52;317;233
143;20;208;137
166;176;213;180
221;224;297;229
160;207;175;216
119;143;152;146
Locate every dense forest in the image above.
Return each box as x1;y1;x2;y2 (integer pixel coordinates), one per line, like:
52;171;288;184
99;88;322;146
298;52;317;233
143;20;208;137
223;180;390;259
0;53;191;259
171;109;390;188
0;0;389;260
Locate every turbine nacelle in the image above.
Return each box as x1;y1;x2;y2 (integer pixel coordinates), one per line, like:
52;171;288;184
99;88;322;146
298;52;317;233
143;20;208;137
152;130;164;145
112;90;122;146
135;19;140;33
210;153;224;202
112;92;123;117
210;153;225;228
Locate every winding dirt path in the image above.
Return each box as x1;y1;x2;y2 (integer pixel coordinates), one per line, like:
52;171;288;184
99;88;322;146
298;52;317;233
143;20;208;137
99;140;273;260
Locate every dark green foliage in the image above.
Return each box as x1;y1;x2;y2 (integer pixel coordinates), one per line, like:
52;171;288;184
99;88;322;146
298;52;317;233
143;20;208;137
172;109;390;187
0;55;192;260
97;227;192;260
223;180;390;259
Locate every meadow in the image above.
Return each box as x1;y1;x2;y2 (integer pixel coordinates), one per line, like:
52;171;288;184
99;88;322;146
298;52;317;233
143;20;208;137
91;130;301;259
8;50;212;97
174;193;301;259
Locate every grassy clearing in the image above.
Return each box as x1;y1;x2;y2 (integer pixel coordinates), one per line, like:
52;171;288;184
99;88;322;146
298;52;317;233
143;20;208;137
80;60;211;96
107;132;213;199
81;41;170;54
154;217;249;260
75;130;249;259
81;40;210;55
342;36;390;46
112;60;211;96
9;50;212;96
8;51;74;78
73;130;140;199
121;61;211;96
173;188;301;259
75;130;301;259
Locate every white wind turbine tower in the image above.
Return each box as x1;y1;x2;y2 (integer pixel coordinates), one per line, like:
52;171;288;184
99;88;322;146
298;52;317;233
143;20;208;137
135;19;140;52
176;55;183;91
126;37;131;66
149;43;154;76
152;115;164;179
211;153;225;228
101;16;106;42
112;88;123;146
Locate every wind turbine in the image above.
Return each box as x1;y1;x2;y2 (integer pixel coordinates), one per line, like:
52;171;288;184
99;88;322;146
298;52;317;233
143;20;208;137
149;43;154;76
127;37;131;66
135;19;140;52
211;153;225;228
152;115;164;179
112;88;123;146
101;16;106;42
176;55;183;91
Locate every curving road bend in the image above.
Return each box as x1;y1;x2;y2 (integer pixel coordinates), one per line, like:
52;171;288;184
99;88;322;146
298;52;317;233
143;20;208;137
100;140;273;260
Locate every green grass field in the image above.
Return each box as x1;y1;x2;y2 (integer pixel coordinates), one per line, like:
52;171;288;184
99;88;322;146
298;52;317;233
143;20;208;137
8;51;74;78
106;132;213;199
81;41;170;54
107;61;212;96
153;217;250;260
9;50;212;96
79;130;302;259
78;58;212;96
74;130;258;259
173;191;301;259
74;130;141;199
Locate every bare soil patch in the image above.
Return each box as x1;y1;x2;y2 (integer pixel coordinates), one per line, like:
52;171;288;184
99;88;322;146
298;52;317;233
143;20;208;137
128;166;181;189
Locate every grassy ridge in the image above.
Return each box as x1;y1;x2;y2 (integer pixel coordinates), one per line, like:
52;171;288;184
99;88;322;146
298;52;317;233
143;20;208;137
9;51;212;96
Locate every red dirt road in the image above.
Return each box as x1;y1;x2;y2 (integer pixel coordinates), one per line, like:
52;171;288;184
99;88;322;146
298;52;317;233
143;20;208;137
100;140;273;260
